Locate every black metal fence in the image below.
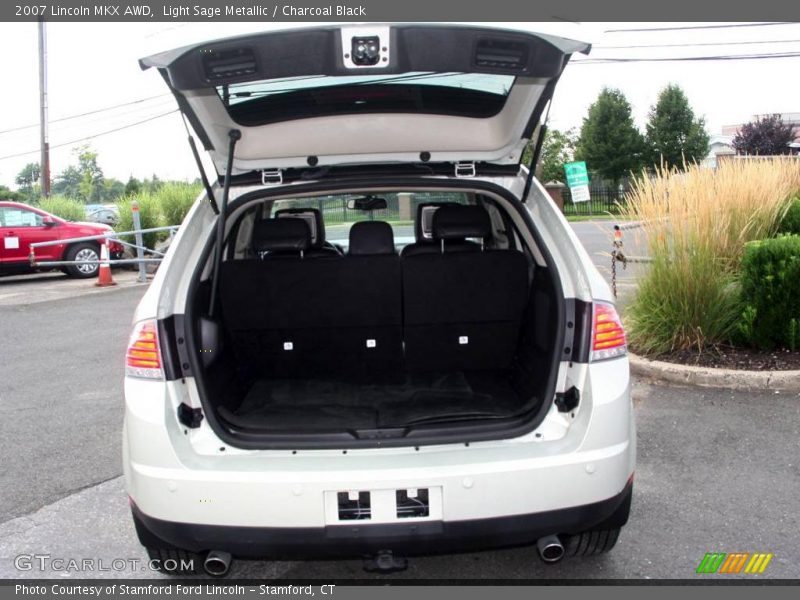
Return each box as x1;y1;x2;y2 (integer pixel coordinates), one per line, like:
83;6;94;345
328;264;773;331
561;179;632;217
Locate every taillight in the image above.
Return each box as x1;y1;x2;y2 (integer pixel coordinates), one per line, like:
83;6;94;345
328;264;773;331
591;302;627;361
125;320;163;379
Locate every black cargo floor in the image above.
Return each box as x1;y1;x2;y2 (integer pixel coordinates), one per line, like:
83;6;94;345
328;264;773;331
218;371;526;431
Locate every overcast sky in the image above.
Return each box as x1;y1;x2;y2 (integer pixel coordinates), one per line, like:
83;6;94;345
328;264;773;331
1;21;799;189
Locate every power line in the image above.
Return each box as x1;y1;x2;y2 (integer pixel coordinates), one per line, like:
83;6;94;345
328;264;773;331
0;93;172;135
595;38;800;50
604;22;796;33
0;110;179;161
573;51;800;64
0;99;179;142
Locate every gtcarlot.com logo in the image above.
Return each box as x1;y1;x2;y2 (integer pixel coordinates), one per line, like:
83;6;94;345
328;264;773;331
14;554;193;573
696;552;774;575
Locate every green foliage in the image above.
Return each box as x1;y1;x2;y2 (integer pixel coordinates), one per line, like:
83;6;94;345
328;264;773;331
37;195;86;222
0;185;26;202
645;84;709;170
732;114;796;156
113;183;200;250
625;253;743;355
575;88;645;183
52;165;82;199
102;178;125;200
124;176;142;196
115;194;164;250
777;197;800;235
158;182;202;227
738;235;800;350
75;146;104;203
522;127;577;183
15;162;41;200
622;159;800;354
538;128;577;183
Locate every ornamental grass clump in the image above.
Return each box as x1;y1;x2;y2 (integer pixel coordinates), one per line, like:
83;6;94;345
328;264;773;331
621;158;800;355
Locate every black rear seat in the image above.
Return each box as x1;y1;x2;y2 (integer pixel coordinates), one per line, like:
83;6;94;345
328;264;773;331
221;207;528;379
401;205;529;372
344;221;403;374
220;218;402;378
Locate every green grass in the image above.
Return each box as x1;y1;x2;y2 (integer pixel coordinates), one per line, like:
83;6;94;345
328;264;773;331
115;194;164;250
158;182;201;228
625;254;743;354
37;195;85;222
565;214;617;222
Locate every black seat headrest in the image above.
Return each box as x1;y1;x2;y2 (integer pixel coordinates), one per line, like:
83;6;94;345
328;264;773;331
414;202;459;242
252;218;311;255
274;208;325;249
432;205;492;241
348;221;396;256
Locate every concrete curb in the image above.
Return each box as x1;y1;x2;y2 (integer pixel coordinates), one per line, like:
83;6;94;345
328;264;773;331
629;353;800;392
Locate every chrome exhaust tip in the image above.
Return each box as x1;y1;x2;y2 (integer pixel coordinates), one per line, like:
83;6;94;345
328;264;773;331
203;550;232;577
537;534;565;563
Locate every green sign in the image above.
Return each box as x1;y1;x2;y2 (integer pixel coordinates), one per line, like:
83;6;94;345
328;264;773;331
564;161;589;188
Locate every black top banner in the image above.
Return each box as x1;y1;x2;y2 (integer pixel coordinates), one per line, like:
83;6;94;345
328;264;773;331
4;0;800;22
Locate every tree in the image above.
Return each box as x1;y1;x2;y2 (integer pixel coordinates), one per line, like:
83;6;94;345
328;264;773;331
75;146;104;203
15;162;41;200
575;88;645;183
102;178;126;200
124;175;142;196
538;128;577;183
144;174;163;194
0;185;25;202
522;128;577;183
732;114;796;156
645;84;709;169
50;145;105;201
52;165;82;198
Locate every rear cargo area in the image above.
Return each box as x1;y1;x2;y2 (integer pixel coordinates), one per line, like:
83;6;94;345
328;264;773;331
219;370;524;431
193;198;561;445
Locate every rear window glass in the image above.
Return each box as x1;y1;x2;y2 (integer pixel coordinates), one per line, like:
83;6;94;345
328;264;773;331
270;192;472;250
218;73;515;126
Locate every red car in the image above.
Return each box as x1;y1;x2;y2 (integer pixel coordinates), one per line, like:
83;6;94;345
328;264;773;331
0;200;123;278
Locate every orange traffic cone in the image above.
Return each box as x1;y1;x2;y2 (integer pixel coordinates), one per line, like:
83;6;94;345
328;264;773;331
95;242;117;287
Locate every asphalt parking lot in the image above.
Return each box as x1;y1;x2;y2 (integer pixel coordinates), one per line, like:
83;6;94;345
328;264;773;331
0;223;797;580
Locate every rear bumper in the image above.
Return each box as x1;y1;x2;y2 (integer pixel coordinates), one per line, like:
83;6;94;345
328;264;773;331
132;481;632;559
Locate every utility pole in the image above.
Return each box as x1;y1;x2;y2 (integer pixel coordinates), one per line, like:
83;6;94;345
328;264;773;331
38;20;51;197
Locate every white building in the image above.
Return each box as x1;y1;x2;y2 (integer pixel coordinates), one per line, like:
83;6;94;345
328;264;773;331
702;134;735;169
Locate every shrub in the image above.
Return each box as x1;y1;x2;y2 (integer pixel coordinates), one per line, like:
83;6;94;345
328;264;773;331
622;158;800;354
157;182;201;227
38;195;85;222
777;197;800;235
115;194;163;251
739;235;800;350
625;253;743;355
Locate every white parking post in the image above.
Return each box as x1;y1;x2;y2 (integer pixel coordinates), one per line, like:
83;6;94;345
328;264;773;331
131;201;147;283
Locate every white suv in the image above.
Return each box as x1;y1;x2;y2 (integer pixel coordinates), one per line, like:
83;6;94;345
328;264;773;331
124;24;635;577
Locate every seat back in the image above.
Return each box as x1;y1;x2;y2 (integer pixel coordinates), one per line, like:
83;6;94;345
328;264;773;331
402;205;529;371
220;219;401;378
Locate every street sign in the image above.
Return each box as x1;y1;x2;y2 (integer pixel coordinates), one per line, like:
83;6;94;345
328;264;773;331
564;161;590;203
570;185;591;202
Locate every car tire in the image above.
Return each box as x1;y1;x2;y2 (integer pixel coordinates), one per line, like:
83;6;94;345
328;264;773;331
145;547;201;575
563;528;621;557
64;243;100;278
